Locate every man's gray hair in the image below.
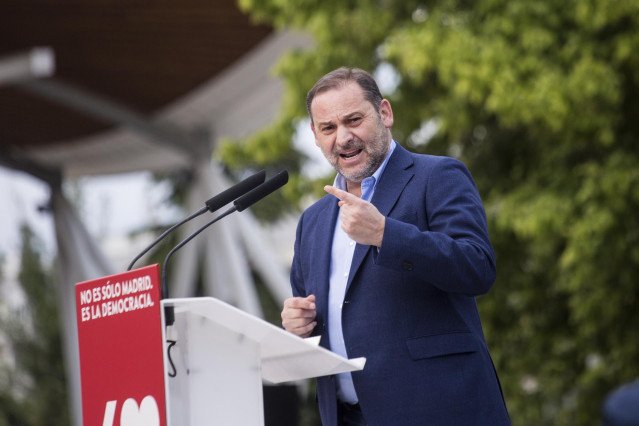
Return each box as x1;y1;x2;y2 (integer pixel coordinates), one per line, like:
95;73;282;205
306;67;383;123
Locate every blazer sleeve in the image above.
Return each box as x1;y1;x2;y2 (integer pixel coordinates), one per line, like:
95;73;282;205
374;157;496;296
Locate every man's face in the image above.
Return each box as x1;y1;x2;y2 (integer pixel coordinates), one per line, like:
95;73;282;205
310;82;394;184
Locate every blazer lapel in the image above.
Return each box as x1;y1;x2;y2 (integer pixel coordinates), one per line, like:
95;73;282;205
346;144;415;291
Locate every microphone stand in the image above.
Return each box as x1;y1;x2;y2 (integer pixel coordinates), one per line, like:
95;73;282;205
161;206;236;300
127;207;207;271
160;206;236;326
127;169;265;271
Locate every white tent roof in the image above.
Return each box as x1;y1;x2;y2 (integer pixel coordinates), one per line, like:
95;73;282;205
15;31;310;178
1;29;313;426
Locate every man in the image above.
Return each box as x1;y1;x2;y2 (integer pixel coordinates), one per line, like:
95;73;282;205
281;67;510;425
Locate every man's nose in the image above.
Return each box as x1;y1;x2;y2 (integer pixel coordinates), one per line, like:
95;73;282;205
336;125;353;146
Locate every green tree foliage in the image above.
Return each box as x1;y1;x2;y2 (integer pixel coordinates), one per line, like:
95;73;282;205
223;0;639;423
0;225;69;425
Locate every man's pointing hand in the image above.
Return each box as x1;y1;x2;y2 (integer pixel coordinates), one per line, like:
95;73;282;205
324;185;385;247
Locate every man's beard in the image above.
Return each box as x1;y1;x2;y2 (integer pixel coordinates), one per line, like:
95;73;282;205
327;119;390;183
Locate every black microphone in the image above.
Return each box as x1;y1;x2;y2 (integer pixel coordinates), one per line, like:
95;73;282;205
161;170;289;320
204;169;267;213
127;169;266;271
233;170;289;212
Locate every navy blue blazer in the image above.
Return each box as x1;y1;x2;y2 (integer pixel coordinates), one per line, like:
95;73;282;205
290;144;510;425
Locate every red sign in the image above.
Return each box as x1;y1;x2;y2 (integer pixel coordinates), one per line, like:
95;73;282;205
76;264;167;426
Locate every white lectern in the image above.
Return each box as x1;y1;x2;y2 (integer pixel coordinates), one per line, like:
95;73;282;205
161;297;366;426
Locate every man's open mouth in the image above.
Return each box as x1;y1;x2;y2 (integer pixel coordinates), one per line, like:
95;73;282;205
340;149;363;159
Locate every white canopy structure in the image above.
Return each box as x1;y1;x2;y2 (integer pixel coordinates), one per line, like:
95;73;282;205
0;27;312;425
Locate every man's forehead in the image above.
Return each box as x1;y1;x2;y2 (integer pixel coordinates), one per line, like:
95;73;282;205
311;82;372;119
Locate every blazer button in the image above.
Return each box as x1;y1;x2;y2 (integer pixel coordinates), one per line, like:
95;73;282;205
402;261;413;271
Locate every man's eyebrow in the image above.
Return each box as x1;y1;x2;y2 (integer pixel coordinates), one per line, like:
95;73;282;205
316;110;366;127
316;119;335;128
343;111;365;120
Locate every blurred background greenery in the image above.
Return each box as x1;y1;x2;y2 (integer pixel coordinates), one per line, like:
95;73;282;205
223;0;639;424
1;0;638;424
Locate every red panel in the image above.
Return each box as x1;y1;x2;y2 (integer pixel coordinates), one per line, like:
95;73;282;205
76;264;167;426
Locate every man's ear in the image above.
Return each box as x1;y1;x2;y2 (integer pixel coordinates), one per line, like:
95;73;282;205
380;99;394;128
310;121;320;146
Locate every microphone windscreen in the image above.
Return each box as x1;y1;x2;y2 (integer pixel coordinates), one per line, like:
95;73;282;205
234;170;289;212
205;170;266;213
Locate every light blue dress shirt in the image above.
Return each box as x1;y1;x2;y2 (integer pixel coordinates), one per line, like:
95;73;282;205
328;140;396;404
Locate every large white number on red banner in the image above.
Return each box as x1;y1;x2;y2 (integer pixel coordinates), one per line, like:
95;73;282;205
103;396;160;426
103;401;117;426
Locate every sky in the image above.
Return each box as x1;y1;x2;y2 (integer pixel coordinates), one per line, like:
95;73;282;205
0;166;55;256
0;167;181;261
